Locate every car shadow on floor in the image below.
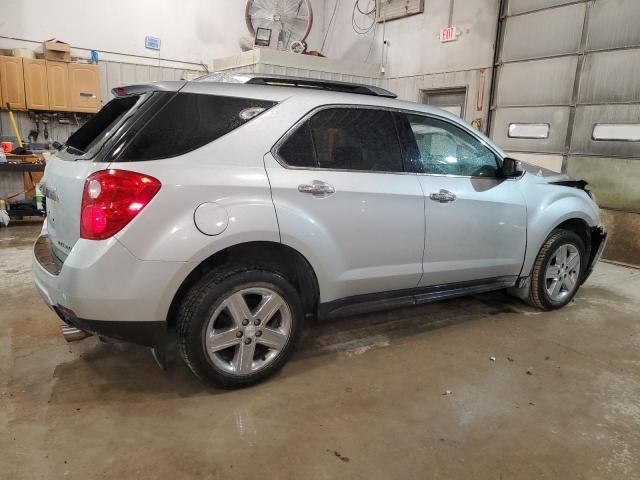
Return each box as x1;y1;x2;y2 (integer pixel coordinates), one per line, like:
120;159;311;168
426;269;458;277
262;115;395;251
46;291;537;401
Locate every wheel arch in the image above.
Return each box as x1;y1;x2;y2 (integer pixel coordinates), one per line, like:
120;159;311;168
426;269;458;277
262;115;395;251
522;212;595;278
166;241;320;330
553;218;592;255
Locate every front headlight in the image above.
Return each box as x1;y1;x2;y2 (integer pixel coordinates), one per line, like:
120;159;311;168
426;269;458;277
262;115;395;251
585;187;596;203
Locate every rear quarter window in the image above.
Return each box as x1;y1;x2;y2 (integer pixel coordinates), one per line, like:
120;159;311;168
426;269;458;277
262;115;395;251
66;95;141;157
117;93;276;161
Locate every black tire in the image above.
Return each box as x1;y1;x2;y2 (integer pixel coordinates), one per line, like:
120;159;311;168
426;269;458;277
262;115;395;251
527;229;586;310
177;266;304;388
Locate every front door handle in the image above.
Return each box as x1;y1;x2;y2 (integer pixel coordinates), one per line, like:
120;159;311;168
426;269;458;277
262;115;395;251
429;189;456;203
298;180;335;198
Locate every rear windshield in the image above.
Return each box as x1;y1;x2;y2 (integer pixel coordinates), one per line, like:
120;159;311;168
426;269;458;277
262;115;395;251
114;93;276;162
66;96;141;156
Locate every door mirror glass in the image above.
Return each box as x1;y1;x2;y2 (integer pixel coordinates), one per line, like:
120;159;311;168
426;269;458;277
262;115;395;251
501;157;523;177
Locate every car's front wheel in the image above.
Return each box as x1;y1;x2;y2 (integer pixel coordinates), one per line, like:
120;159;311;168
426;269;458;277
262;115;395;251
177;267;303;388
527;229;586;310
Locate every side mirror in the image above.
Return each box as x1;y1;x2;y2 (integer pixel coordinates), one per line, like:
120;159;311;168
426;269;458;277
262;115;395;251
501;157;523;177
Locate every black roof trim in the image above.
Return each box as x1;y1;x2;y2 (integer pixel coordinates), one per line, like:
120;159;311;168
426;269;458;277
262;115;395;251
195;72;396;98
245;75;397;98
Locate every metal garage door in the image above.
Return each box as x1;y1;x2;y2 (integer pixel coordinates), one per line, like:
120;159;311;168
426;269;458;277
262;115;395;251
489;0;640;265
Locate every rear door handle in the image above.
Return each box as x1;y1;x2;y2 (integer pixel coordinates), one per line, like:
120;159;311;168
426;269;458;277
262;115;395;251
429;189;456;203
298;180;335;197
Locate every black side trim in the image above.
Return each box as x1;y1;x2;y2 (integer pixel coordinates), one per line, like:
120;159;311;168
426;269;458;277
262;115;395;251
317;276;518;320
582;226;607;284
549;179;588;190
54;306;168;348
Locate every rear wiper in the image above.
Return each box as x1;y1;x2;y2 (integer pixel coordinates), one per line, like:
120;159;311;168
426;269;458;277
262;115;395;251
66;145;85;156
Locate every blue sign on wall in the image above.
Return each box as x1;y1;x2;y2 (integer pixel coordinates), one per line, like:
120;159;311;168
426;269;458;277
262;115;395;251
145;36;161;50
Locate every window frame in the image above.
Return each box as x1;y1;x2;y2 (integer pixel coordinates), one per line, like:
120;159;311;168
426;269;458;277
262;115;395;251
401;111;507;179
109;92;276;163
272;104;414;175
272;104;508;179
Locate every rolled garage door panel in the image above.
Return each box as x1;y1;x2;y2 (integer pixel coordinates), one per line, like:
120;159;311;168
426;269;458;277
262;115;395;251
496;57;577;107
586;0;640;51
579;49;640;104
492;106;570;153
501;3;585;62
571;104;640;157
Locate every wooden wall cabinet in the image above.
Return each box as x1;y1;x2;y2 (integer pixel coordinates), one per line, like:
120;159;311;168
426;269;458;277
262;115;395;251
46;61;71;111
68;64;101;113
0;57;101;113
0;55;26;110
23;58;49;110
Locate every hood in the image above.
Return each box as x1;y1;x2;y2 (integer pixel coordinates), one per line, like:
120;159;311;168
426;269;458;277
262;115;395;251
519;161;591;193
520;161;571;182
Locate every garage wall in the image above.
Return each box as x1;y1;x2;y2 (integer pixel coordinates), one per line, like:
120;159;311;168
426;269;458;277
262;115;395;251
0;61;202;145
490;0;640;265
322;0;499;78
321;0;499;129
0;0;327;69
212;48;380;87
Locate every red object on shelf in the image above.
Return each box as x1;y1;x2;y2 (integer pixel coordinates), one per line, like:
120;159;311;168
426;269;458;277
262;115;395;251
1;141;14;153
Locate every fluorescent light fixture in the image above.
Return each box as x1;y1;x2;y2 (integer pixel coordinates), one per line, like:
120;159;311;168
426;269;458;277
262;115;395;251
592;123;640;141
508;123;550;139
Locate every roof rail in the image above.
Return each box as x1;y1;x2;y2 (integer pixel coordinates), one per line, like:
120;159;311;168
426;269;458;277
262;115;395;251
195;72;397;98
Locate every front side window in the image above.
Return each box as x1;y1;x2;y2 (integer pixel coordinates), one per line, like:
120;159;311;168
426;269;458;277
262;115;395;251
406;114;499;177
277;107;405;173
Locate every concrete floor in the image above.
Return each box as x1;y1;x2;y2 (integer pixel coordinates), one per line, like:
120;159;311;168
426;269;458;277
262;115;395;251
2;221;640;480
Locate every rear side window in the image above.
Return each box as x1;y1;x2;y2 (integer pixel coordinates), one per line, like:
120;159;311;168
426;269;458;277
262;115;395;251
118;93;275;161
277;123;316;168
277;107;405;173
66;95;140;156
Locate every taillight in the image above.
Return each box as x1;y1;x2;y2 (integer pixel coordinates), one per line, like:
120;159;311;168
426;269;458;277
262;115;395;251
80;169;161;240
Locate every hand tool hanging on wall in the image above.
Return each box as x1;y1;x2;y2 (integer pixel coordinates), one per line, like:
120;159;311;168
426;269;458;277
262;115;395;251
6;102;24;151
42;117;49;140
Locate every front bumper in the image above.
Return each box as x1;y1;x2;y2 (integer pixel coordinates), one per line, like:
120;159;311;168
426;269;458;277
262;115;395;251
582;225;608;284
32;233;185;348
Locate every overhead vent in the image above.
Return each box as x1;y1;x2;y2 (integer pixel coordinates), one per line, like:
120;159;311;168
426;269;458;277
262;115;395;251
376;0;424;22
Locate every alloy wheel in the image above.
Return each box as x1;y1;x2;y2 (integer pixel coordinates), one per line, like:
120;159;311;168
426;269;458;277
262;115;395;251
204;287;292;375
544;244;581;302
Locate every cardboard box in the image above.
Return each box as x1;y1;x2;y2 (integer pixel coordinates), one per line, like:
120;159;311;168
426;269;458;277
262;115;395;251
23;171;44;199
43;39;71;62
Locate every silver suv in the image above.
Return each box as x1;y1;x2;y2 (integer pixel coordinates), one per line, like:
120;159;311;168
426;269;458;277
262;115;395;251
32;74;607;387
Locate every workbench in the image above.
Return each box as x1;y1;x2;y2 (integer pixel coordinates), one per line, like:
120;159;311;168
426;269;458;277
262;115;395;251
0;161;46;218
0;162;46;173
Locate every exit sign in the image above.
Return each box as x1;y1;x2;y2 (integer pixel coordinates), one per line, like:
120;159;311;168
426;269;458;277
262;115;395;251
440;26;457;42
145;36;161;50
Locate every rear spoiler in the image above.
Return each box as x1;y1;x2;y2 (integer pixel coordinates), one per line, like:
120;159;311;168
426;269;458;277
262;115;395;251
111;81;187;97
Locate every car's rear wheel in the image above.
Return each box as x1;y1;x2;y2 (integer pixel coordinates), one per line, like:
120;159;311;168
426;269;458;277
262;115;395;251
177;267;303;388
527;229;585;310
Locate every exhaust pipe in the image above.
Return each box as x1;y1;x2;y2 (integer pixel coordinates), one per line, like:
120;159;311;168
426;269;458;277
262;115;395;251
60;324;92;342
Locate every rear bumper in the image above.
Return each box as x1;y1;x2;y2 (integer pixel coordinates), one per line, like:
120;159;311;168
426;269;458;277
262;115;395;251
582;225;608;284
32;233;186;348
54;306;167;347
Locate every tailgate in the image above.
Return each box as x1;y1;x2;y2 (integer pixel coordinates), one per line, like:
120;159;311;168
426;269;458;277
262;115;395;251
42;155;106;261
